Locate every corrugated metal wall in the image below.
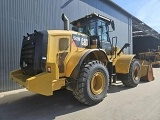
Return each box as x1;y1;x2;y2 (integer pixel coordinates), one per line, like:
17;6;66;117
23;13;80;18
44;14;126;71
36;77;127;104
0;0;131;92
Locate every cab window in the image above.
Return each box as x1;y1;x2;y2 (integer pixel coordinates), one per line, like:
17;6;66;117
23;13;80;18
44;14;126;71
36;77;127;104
97;20;111;50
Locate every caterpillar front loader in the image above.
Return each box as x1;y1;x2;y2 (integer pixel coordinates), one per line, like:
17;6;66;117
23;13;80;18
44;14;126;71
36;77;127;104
10;13;154;105
139;47;160;68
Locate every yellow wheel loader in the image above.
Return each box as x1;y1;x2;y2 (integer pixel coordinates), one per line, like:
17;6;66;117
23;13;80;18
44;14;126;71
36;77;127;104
10;13;154;105
139;47;160;68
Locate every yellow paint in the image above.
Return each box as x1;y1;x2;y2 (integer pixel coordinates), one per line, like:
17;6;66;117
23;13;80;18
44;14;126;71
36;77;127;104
65;49;109;77
90;72;105;95
11;63;65;96
10;69;29;87
11;29;145;96
46;35;58;63
65;49;91;77
139;60;150;77
52;78;65;91
115;55;135;74
10;30;88;96
48;30;86;37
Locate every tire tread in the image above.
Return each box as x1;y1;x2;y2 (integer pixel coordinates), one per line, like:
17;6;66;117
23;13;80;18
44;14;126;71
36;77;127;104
73;60;109;105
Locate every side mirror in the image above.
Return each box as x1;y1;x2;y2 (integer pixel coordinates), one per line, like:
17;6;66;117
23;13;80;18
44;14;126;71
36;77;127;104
111;20;115;31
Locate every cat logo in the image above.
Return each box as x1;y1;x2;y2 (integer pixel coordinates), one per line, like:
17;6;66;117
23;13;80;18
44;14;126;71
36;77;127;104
81;38;88;46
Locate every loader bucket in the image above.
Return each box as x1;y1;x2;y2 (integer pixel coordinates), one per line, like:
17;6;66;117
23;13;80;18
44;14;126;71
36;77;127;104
140;60;154;82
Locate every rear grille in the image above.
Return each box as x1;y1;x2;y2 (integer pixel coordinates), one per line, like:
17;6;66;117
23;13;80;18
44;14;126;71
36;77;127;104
20;31;48;76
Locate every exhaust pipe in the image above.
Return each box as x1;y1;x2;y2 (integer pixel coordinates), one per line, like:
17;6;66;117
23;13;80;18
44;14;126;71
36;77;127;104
62;13;69;30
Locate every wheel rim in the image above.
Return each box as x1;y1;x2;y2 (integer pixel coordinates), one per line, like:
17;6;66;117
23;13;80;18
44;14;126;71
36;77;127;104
133;67;139;81
90;72;105;95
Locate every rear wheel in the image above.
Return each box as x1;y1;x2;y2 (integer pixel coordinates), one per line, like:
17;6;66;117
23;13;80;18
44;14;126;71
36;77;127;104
73;60;109;105
119;59;141;87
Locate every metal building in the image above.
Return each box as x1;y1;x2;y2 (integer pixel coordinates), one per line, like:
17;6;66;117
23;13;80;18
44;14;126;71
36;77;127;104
132;18;160;55
0;0;159;92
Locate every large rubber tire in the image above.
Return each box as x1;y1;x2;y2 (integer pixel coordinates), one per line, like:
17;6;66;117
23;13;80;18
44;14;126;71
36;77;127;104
120;59;141;87
73;60;109;105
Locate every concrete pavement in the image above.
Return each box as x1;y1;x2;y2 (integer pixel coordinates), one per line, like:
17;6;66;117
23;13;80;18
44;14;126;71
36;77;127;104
0;68;160;120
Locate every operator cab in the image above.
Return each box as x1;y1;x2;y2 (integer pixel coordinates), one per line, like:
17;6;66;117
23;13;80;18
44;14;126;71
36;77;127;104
71;13;115;50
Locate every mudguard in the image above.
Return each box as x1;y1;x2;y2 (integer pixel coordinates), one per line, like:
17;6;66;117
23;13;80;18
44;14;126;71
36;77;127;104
65;49;109;78
115;55;135;74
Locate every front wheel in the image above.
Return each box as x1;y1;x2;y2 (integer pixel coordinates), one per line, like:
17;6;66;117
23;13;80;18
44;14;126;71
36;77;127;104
73;60;109;105
119;59;141;87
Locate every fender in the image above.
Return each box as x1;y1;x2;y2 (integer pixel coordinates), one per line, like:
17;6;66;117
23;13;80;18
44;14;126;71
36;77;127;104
65;49;109;78
115;55;135;74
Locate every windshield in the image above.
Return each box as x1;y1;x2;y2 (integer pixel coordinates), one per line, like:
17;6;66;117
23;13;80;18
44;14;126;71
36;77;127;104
76;20;96;36
73;19;111;50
